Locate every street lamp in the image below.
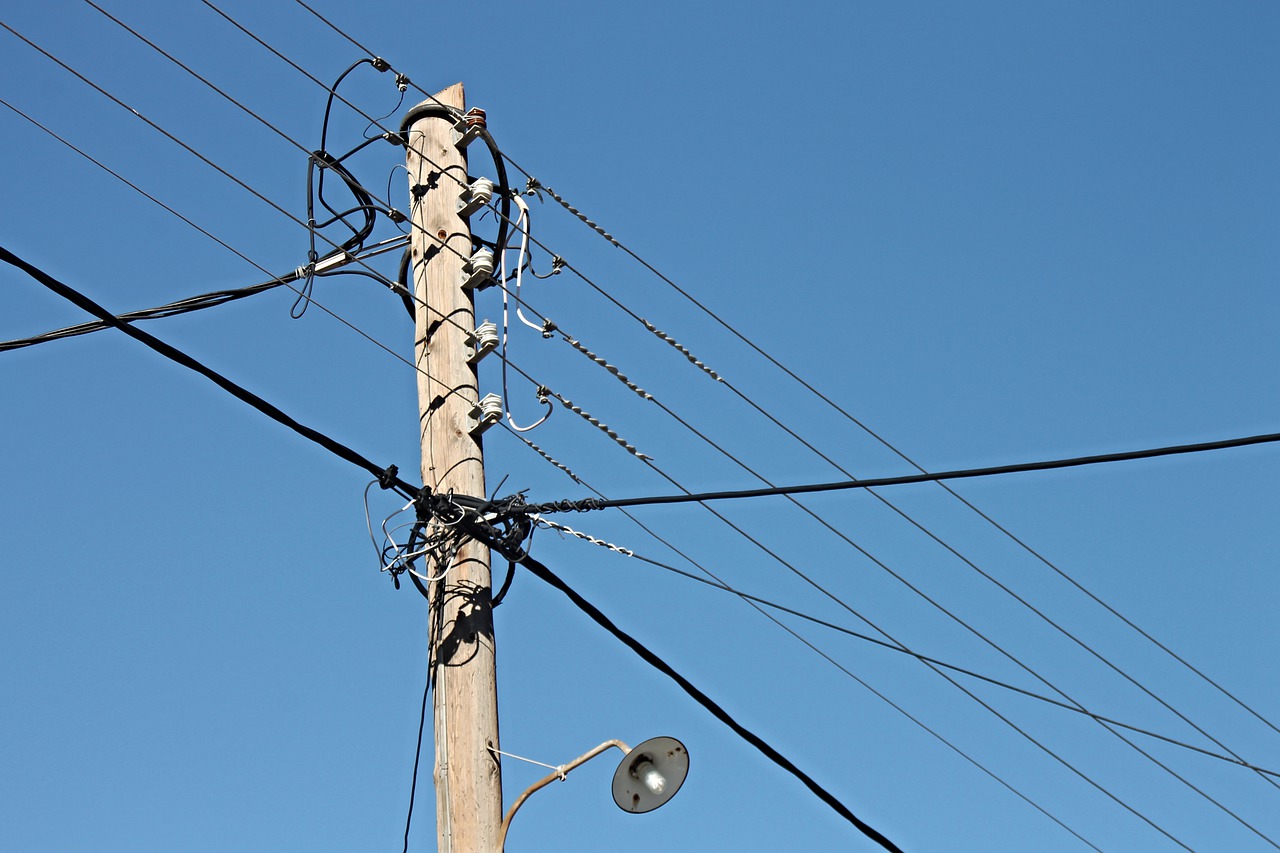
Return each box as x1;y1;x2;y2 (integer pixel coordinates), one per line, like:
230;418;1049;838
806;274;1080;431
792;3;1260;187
497;736;689;850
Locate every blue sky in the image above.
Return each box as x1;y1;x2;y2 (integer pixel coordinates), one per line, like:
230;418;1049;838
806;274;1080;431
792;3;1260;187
3;1;1279;850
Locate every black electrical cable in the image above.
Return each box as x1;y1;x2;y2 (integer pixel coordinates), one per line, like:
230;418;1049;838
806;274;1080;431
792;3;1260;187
434;496;904;848
489;560;517;607
0;271;299;352
509;547;904;852
314;58;384;240
529;430;1280;514
398;102;511;262
401;648;432;853
0;245;418;498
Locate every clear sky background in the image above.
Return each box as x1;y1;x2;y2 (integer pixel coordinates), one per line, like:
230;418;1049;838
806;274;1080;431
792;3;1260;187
2;2;1279;851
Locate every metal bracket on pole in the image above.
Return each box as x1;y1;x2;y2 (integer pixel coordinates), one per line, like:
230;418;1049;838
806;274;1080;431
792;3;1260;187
453;108;488;150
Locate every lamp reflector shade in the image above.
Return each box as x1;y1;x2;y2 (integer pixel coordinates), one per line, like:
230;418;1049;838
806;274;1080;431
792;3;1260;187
612;737;689;814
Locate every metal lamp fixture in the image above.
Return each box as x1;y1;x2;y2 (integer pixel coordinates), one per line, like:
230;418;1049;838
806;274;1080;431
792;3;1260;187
497;736;689;850
611;736;689;814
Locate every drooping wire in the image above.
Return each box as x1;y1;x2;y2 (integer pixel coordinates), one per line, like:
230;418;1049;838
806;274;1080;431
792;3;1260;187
298;56;397;316
191;0;517;297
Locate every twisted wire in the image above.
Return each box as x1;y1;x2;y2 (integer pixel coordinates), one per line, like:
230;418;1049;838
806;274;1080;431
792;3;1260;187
561;335;653;401
525;176;620;247
551;392;652;461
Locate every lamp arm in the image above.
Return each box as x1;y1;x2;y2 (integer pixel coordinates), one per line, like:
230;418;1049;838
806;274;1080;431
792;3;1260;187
496;739;631;851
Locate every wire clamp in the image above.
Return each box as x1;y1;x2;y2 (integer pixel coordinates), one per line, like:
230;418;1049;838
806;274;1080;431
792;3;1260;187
377;464;400;490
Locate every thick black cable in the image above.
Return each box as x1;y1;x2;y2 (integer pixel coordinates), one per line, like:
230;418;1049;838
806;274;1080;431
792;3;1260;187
0;245;418;497
530;430;1280;513
0;272;297;352
504;547;902;851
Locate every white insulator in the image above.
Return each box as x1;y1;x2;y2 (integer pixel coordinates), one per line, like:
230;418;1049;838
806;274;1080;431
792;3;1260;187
469;393;503;436
457;177;494;218
461;249;495;290
466;321;500;364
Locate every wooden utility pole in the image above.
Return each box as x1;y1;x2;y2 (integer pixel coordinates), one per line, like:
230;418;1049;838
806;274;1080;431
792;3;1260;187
405;82;502;852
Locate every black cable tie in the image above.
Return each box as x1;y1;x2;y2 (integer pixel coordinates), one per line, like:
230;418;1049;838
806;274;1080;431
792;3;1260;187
377;464;400;490
371;57;390;72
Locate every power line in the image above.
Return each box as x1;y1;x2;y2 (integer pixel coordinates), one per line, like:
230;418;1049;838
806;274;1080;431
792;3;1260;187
480;245;1280;795
528;428;1280;513
226;18;1273;783
439;207;1245;817
248;7;1280;825
21;4;1269;840
0;245;418;497
503;288;1280;804
571;530;1280;781
486;271;1280;801
491;356;1192;846
0;236;407;353
500;157;1280;748
0;45;432;379
478;287;1268;838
